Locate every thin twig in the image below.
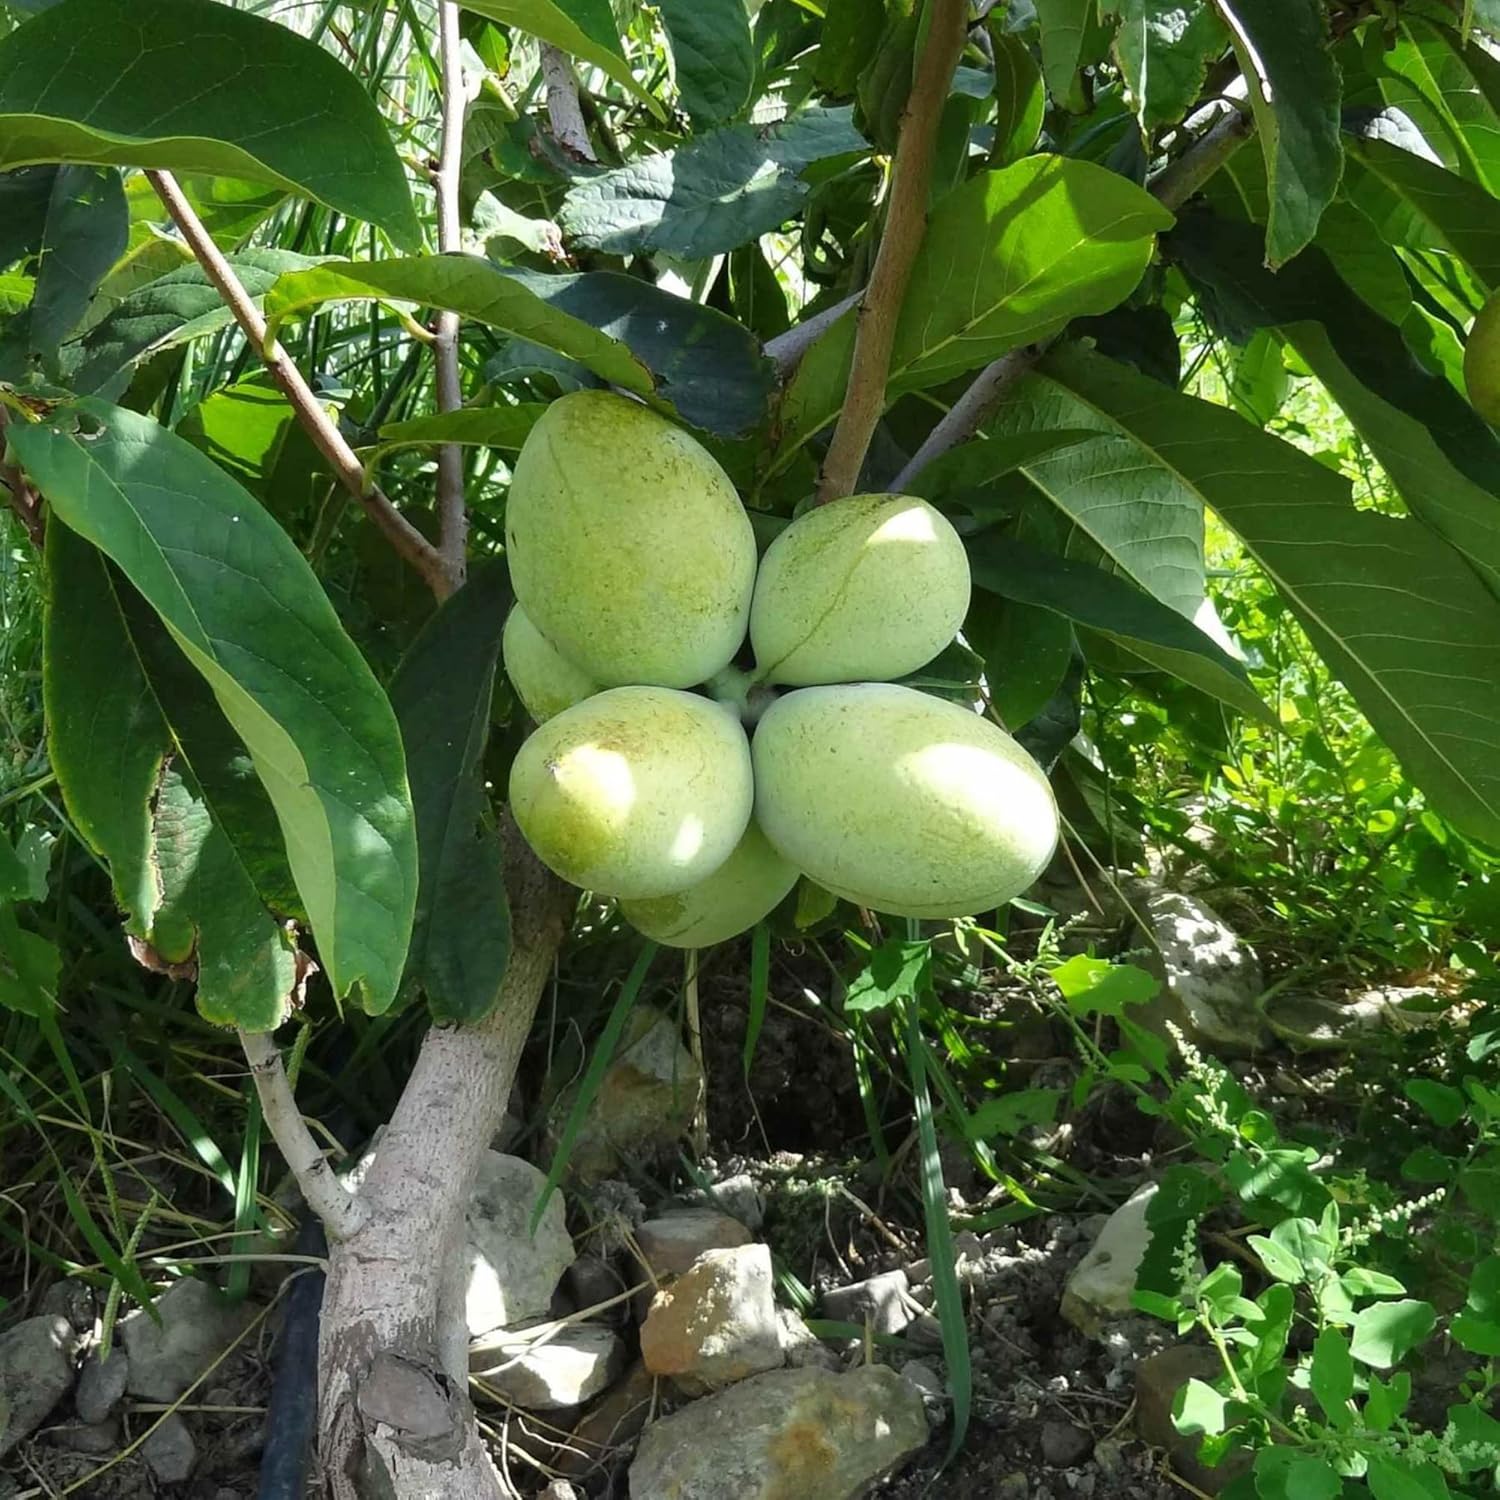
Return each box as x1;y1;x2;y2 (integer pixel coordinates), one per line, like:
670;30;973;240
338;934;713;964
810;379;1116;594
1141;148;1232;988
764;291;861;380
1148;104;1254;212
0;407;44;548
541;45;597;163
433;0;469;585
891;103;1256;491
815;0;969;503
240;1030;367;1241
145;169;453;599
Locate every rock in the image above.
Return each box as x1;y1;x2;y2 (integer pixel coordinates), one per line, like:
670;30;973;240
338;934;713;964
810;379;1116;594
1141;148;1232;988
641;1244;782;1394
776;1308;838;1371
464;1152;576;1337
1041;1420;1093;1466
74;1348;128;1424
540;1483;580;1500
691;1173;765;1231
628;1364;928;1499
39;1279;94;1334
565;1253;627;1315
1136;1344;1245;1493
46;1419;118;1455
552;1006;704;1183
820;1270;915;1336
120;1279;255;1403
635;1208;752;1278
0;1315;78;1457
1266;985;1445;1050
469;1323;626;1410
899;1360;944;1397
1138;891;1268;1053
142;1412;196;1483
556;1360;656;1481
1061;1183;1157;1334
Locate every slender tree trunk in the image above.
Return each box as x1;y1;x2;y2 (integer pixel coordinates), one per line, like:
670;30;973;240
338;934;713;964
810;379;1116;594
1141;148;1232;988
315;838;571;1499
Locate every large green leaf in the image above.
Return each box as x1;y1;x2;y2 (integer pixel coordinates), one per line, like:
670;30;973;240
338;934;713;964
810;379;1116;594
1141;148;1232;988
0;0;420;248
390;563;512;1025
29;165;126;361
369;404;546;469
67;249;323;398
969;537;1267;719
1108;0;1227;131
1172;209;1500;595
772;155;1172;468
1210;0;1342;266
43;524;297;1030
0;164;55;268
989;27;1045;166
460;0;661;116
14;400;417;1014
1014;346;1500;847
558;110;865;259
1037;0;1095;111
657;0;756;126
263;256;774;436
1344;137;1500;295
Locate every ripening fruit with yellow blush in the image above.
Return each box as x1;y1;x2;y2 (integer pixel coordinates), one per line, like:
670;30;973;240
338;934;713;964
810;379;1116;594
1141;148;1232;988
749;494;970;686
752;683;1058;919
509;686;753;900
620;819;798;947
502;605;599;724
505;391;757;689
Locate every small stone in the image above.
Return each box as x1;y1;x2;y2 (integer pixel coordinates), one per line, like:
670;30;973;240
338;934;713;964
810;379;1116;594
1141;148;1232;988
555;1360;656;1481
899;1360;944;1396
74;1348;129;1424
691;1173;765;1230
142;1412;197;1483
120;1279;255;1402
46;1419;119;1455
904;1313;945;1349
469;1323;625;1410
1041;1420;1092;1467
39;1279;94;1334
635;1209;752;1278
1061;1183;1163;1334
551;1005;704;1183
776;1308;839;1371
566;1253;627;1315
820;1269;914;1336
0;1315;79;1457
641;1244;782;1394
997;1474;1030;1500
464;1152;576;1337
1093;1437;1126;1475
540;1483;580;1500
628;1364;928;1499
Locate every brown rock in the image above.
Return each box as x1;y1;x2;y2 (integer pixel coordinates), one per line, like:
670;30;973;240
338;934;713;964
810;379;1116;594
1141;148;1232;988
641;1244;782;1394
1135;1344;1248;1493
636;1208;753;1278
556;1361;658;1481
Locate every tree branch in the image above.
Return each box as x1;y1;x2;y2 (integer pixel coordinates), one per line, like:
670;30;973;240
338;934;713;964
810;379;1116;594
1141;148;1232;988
541;45;596;163
434;0;469;585
815;0;969;503
764;291;861;380
145;170;454;599
241;1029;368;1241
0;407;44;548
891;102;1256;491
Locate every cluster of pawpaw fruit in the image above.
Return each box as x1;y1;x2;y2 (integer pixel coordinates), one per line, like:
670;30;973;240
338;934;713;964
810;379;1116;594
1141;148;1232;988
501;390;1060;948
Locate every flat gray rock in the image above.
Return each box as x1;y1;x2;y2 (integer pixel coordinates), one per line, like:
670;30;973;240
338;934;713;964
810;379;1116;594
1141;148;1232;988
74;1348;128;1424
121;1279;255;1402
142;1412;197;1483
470;1322;625;1410
0;1315;78;1457
628;1364;928;1499
464;1151;575;1337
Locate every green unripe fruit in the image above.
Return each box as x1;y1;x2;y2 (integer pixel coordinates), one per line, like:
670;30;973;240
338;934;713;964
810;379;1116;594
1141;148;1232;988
1466;293;1500;425
752;683;1058;918
502;605;599;724
510;686;753;900
505;391;757;689
749;494;971;686
619;819;799;947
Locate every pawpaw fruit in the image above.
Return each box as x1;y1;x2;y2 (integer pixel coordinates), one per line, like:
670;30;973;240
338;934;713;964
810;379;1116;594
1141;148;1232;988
502;604;599;724
509;685;753;900
620;818;798;947
752;682;1057;918
505;391;757;689
1466;292;1500;425
749;493;970;686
